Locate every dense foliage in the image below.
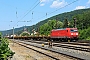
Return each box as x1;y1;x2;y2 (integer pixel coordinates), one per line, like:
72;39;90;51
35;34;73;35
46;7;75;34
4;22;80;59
78;27;90;40
39;20;63;36
63;18;69;28
69;11;90;40
39;9;90;40
0;33;15;60
20;32;30;36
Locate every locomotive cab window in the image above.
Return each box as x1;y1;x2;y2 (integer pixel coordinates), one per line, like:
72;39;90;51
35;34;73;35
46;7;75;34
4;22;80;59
70;29;78;32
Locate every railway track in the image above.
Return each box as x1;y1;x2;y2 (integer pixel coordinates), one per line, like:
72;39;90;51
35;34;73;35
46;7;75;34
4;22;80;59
53;42;90;52
13;41;74;60
57;42;90;46
25;40;90;52
12;39;89;60
54;44;90;52
16;42;60;60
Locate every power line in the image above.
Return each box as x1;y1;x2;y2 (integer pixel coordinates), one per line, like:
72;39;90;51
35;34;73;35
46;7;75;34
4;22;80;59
20;0;40;21
18;0;38;19
37;0;79;20
14;0;79;28
14;0;40;26
48;0;79;15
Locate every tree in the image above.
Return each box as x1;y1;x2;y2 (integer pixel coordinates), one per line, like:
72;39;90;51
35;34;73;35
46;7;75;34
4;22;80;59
63;18;68;28
21;32;30;36
0;38;15;59
39;20;63;35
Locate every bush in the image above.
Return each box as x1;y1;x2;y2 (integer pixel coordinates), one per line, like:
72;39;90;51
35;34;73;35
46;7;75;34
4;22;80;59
79;27;90;40
86;37;90;40
0;38;15;60
21;32;30;36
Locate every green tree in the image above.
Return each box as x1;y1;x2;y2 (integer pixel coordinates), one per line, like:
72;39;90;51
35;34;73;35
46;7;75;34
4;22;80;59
79;27;90;40
0;38;15;60
63;18;68;28
39;20;63;35
21;32;30;36
72;11;90;29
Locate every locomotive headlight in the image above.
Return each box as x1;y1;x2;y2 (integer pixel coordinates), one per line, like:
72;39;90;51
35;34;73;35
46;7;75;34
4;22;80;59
76;33;78;35
71;33;73;35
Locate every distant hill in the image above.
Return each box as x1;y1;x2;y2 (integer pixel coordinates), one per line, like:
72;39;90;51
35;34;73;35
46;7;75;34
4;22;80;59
1;8;90;36
0;26;30;36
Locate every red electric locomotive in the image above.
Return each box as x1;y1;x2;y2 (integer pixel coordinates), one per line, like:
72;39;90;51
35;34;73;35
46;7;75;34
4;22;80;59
50;28;79;42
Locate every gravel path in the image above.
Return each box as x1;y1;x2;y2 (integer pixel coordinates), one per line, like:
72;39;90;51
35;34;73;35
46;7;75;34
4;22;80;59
9;42;53;60
9;40;85;60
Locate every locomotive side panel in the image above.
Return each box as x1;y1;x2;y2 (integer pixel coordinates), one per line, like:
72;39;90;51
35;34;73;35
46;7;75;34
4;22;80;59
50;28;79;41
50;29;67;38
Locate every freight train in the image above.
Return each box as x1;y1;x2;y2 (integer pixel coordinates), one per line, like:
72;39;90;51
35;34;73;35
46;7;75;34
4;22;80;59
7;28;79;42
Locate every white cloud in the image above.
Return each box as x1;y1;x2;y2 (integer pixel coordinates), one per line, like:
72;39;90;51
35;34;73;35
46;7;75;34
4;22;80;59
75;6;86;10
40;3;45;6
40;0;47;3
86;0;90;8
50;0;67;8
40;0;50;6
87;0;90;4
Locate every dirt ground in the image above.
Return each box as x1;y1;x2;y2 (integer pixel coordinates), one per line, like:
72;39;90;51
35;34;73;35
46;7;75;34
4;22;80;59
8;41;53;60
8;40;77;60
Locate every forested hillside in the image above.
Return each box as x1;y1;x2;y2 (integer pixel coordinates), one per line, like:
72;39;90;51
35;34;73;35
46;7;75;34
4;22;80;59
38;8;90;40
1;8;90;40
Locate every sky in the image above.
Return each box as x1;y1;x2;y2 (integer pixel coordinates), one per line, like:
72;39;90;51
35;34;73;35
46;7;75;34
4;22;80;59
0;0;90;31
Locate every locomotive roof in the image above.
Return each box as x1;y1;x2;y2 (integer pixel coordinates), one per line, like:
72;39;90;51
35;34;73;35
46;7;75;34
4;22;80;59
52;28;77;31
52;28;66;31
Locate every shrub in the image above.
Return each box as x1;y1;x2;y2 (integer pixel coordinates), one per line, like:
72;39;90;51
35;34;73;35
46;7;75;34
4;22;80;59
0;38;15;60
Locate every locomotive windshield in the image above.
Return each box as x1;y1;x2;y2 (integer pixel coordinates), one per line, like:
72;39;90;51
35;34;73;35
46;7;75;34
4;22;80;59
70;29;78;32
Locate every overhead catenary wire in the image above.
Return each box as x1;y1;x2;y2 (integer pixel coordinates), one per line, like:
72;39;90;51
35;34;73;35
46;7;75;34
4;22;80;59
14;0;40;27
13;0;79;29
19;0;41;21
37;0;79;21
48;0;79;15
18;0;38;19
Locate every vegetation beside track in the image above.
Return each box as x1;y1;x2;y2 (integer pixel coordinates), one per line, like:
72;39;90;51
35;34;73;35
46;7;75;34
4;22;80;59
39;9;90;40
0;33;15;60
79;27;90;40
